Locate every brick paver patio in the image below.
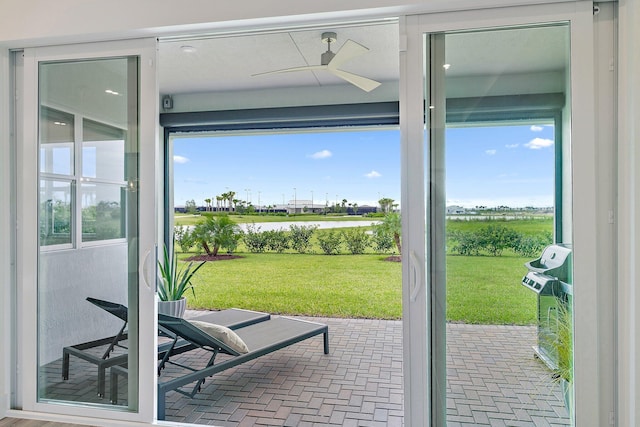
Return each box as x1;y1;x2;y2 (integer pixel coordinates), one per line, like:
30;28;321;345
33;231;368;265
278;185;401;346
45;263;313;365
42;313;570;426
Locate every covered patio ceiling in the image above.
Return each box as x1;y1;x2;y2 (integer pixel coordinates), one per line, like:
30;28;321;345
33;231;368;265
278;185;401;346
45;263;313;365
158;21;568;113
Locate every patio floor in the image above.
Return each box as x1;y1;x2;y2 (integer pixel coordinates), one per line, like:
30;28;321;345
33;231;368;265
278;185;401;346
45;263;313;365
42;313;570;426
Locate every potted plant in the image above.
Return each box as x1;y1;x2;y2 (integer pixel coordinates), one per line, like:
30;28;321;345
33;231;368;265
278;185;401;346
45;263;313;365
157;237;205;317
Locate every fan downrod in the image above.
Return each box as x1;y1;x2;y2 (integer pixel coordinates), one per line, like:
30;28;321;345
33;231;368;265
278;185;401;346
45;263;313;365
321;32;337;65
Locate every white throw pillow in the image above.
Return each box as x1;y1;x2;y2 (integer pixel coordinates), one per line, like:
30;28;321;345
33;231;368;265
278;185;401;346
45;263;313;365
190;320;250;354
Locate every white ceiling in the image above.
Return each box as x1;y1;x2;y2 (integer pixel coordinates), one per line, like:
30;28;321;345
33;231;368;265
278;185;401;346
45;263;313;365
159;22;400;96
158;21;568;112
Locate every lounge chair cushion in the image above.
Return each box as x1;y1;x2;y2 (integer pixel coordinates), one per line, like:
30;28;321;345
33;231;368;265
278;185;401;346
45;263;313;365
190;320;249;354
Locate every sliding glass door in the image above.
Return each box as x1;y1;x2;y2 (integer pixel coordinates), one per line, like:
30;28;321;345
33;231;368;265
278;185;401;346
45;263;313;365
401;3;600;426
18;39;158;423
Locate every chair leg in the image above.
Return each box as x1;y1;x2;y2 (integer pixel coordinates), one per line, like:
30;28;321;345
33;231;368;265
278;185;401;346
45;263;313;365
62;350;70;380
323;331;330;354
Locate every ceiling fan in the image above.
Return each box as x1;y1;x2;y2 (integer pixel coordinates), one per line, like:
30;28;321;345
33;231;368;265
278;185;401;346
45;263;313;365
253;32;381;92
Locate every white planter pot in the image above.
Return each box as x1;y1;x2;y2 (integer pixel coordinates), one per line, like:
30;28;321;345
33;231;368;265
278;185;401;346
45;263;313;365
158;297;186;318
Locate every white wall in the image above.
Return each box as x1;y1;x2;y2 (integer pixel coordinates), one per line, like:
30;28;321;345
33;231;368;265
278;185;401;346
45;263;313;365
38;244;128;364
0;0;570;47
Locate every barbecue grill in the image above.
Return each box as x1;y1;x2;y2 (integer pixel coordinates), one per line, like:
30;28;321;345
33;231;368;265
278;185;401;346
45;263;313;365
522;244;572;369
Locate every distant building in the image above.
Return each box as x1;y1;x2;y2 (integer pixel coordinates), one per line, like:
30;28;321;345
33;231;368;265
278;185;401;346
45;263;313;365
446;205;466;215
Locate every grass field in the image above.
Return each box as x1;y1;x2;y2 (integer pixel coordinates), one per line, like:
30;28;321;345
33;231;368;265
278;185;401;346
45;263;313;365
179;216;550;324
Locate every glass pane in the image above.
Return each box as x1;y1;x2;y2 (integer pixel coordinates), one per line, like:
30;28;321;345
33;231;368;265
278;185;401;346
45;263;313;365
37;57;139;410
82;118;125;181
39;179;72;246
81;182;125;242
40;107;74;175
427;24;574;426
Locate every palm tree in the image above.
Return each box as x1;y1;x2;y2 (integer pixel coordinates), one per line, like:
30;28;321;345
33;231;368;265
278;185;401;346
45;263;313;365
378;197;395;214
193;215;242;256
227;191;236;212
216;195;223;212
204;198;211;212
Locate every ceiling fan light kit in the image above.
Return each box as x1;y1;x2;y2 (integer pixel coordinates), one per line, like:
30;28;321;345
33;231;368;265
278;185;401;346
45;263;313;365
253;31;381;92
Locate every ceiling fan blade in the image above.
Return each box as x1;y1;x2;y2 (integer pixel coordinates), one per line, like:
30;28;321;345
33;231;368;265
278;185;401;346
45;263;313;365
330;69;381;92
252;65;327;77
328;39;369;70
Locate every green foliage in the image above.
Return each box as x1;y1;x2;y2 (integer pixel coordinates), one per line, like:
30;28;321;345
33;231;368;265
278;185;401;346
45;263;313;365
342;228;370;254
264;229;290;253
157;239;205;301
243;223;268;253
193;214;243;256
317;230;342;255
374;213;402;254
174;225;196;252
371;225;395;253
513;232;553;257
478;224;521;256
289;224;317;254
551;302;573;383
449;230;483;256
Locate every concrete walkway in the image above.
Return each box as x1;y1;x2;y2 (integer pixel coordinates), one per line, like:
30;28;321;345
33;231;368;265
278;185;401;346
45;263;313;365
42;316;570;426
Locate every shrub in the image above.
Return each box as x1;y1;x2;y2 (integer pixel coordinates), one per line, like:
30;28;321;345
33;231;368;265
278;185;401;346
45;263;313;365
478;225;521;256
514;231;553;257
450;230;483;256
264;229;290;253
371;225;395;253
378;213;402;254
243;223;268;253
174;225;196;252
342;228;370;254
317;230;342;255
289;224;317;254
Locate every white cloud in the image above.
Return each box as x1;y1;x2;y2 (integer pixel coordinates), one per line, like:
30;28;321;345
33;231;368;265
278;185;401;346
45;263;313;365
365;170;382;178
505;143;519;149
309;149;332;159
530;125;544;132
525;138;554;149
485;149;497;155
174;155;189;164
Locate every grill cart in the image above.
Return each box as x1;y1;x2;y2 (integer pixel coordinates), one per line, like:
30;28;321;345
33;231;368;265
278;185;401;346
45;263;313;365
521;244;572;369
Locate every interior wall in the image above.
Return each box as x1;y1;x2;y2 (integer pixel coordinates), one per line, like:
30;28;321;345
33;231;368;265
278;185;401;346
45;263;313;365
0;0;578;47
39;245;128;364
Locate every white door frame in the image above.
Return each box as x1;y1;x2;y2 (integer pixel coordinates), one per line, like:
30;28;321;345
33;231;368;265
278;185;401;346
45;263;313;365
15;38;159;424
401;2;608;425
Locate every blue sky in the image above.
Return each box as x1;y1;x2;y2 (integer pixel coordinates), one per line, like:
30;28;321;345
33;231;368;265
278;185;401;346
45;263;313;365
172;123;555;209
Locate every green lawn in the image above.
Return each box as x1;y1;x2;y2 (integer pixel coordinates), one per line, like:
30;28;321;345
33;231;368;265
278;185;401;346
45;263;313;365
447;255;535;324
178;216;548;324
184;251;536;324
447;216;553;236
186;253;402;319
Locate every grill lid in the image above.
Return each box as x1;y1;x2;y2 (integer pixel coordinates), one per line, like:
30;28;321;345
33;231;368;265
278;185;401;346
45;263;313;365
524;244;572;282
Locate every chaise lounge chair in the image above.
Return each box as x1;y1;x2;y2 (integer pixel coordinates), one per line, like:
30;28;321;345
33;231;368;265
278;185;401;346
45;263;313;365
62;297;270;397
109;313;329;419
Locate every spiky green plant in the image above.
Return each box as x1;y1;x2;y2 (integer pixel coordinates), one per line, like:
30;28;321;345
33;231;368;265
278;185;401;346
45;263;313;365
552;302;573;384
157;240;205;301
